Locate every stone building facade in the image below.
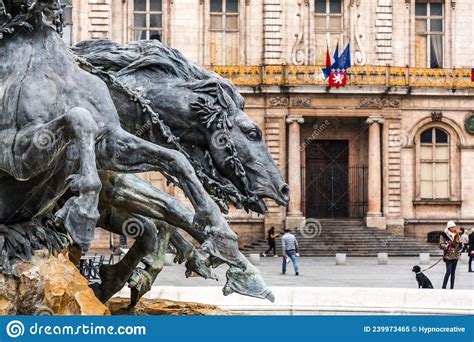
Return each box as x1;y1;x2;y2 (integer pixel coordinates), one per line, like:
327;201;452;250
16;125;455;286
67;0;474;248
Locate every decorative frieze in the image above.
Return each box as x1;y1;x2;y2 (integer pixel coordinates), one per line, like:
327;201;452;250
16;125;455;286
359;97;400;109
268;96;289;108
267;97;311;108
290;97;311;108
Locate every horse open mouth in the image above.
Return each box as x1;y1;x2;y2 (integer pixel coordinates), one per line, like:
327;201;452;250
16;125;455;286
246;195;289;215
247;198;268;214
250;185;290;212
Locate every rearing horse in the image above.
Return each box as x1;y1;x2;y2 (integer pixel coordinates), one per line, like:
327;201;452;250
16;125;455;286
0;0;243;279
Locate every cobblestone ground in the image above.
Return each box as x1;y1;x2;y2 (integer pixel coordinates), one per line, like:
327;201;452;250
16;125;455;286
151;256;474;290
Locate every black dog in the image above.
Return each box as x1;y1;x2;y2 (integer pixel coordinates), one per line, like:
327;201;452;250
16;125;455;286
412;265;434;289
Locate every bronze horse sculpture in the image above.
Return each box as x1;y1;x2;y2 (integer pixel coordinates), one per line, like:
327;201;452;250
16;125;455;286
0;0;253;295
72;39;289;304
0;0;289;307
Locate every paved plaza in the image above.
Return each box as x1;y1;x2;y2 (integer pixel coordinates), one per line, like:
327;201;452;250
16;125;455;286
153;256;474;290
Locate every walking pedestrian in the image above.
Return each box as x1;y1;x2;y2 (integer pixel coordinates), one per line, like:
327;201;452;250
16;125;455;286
281;228;299;275
439;221;462;289
468;228;474;273
460;227;469;253
262;226;279;257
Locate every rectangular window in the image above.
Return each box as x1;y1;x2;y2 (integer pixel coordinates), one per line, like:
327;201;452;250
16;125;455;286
210;0;239;65
62;0;73;46
419;128;449;199
415;1;443;68
133;0;163;41
314;0;343;65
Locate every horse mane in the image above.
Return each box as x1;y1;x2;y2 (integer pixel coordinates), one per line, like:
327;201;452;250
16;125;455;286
73;39;245;122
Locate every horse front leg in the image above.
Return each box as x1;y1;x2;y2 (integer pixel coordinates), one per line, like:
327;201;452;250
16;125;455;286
128;220;174;307
99;172;217;306
96;130;244;270
170;231;218;281
99;172;272;302
127;224;219;307
93;210;157;303
13;107;101;250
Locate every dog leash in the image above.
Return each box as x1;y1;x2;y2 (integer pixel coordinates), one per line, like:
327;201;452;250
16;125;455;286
422;257;443;272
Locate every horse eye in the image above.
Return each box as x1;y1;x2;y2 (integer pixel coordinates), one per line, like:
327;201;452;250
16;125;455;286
247;129;259;141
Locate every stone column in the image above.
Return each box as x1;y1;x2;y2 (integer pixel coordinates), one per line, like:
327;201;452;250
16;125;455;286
366;117;386;229
285;115;305;229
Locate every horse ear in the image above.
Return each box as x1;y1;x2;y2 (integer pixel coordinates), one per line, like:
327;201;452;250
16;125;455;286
216;83;237;115
216;84;228;109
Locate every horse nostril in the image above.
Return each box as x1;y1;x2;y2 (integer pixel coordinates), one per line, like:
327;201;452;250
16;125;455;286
280;184;289;198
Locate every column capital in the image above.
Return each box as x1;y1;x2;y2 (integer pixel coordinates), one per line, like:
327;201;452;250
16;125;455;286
286;115;305;125
366;116;385;125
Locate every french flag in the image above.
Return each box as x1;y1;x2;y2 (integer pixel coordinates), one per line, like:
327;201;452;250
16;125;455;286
322;42;332;79
471;68;474;82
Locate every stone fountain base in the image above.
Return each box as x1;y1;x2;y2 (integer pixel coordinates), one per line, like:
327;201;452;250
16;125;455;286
0;250;228;316
108;297;228;316
0;251;110;315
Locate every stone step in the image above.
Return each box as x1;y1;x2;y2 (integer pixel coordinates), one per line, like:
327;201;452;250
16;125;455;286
241;220;440;257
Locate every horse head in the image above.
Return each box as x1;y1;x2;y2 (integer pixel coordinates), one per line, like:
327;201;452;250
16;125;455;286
187;81;290;213
2;0;61;18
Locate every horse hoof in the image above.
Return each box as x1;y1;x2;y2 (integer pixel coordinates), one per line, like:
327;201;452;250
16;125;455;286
97;264;127;303
128;268;153;307
185;252;217;281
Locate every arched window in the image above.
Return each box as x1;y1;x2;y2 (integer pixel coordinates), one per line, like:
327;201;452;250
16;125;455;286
419;127;449;199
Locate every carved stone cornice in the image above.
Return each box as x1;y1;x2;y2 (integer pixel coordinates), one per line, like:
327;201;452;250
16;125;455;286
268;96;289;108
358;97;400;109
366;117;385;125
286;115;305;125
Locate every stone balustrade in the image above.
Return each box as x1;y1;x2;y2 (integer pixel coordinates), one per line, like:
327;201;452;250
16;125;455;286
207;65;473;88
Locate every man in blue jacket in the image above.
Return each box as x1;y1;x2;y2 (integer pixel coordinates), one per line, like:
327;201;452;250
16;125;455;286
281;228;299;275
